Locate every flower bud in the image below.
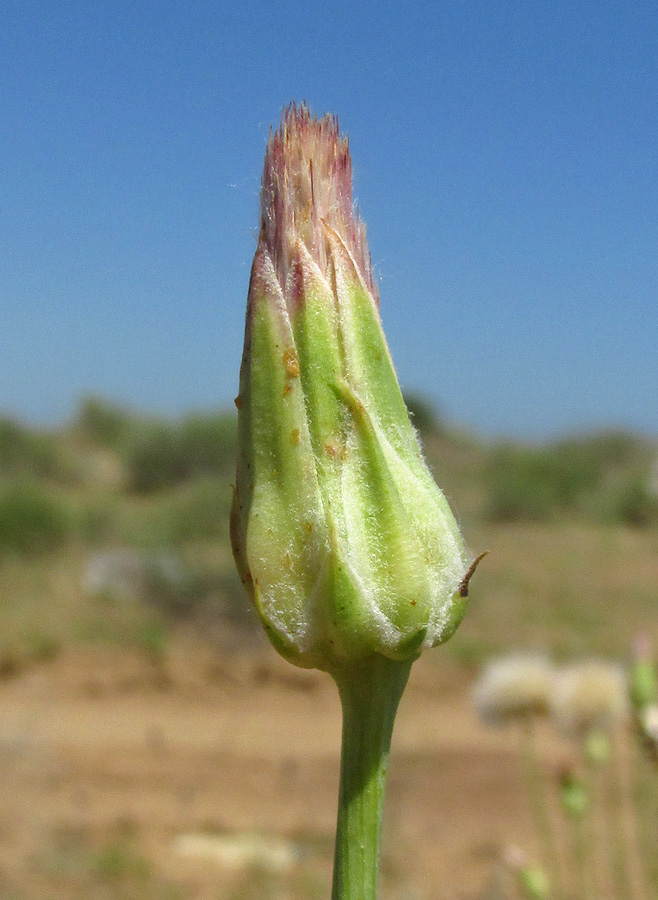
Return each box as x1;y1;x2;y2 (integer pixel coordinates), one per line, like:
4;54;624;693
519;866;551;900
584;729;610;766
503;848;550;900
559;767;588;818
630;633;657;711
231;104;471;671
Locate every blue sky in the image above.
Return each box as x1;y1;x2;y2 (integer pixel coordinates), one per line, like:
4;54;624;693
2;0;657;439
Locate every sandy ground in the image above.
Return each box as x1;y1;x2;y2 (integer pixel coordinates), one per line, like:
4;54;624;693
0;642;566;899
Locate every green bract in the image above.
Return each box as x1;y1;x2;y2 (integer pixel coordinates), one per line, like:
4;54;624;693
231;105;470;672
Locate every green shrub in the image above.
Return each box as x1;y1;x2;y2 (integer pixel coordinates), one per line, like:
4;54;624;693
487;448;558;522
0;481;70;553
159;476;233;543
179;412;238;476
76;396;132;448
121;413;237;492
0;417;65;480
120;421;185;492
612;476;658;527
486;431;652;523
130;477;233;545
76;496;120;544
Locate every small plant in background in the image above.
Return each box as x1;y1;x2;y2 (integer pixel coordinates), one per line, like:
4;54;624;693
231;104;481;900
629;636;658;897
474;644;658;900
551;660;630;900
473;655;562;898
505;846;551;900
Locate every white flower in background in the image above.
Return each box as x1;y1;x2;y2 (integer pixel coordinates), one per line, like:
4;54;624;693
641;703;658;747
473;654;555;727
550;660;628;737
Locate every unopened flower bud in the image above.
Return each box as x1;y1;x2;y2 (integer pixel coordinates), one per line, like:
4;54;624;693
584;730;610;766
503;847;550;900
519;866;551;900
231;105;472;672
630;634;657;711
559;767;588;818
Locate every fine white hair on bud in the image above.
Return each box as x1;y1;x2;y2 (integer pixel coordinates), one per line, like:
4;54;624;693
232;103;472;671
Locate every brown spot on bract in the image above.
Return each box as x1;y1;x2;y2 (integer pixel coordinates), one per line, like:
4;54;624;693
283;383;292;396
305;522;313;533
410;600;417;606
291;428;300;445
282;348;300;377
234;395;243;410
324;439;346;459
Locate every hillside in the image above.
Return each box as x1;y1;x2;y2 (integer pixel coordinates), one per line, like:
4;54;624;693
0;397;657;899
0;395;656;667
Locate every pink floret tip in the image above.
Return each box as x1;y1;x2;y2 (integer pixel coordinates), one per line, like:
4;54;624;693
260;102;377;305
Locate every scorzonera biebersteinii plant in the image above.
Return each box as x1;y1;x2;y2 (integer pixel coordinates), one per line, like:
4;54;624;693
231;104;480;900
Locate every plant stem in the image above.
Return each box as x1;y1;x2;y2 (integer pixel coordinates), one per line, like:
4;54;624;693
603;750;633;900
633;732;658;896
519;719;565;900
573;811;591;900
610;728;650;900
589;760;616;900
331;654;413;900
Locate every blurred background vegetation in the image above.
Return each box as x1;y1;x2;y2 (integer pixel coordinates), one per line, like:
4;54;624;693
0;394;656;672
0;396;657;900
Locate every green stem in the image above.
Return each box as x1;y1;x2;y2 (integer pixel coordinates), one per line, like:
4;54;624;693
573;812;590;900
610;729;650;900
634;734;658;896
590;761;617;900
331;654;413;900
520;719;565;900
604;749;634;900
